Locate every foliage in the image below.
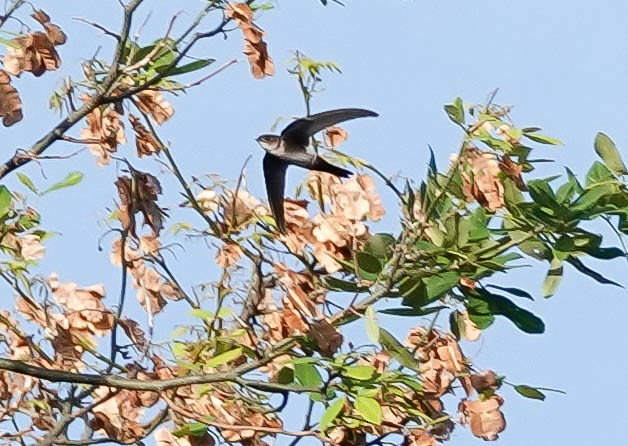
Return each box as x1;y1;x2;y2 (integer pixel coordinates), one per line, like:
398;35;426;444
0;1;625;446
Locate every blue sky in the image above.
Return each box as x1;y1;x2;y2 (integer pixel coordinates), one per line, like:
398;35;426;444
3;1;627;445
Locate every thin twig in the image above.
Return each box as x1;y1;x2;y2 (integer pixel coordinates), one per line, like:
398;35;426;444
164;395;319;439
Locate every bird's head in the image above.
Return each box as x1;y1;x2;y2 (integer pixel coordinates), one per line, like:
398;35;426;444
256;134;281;153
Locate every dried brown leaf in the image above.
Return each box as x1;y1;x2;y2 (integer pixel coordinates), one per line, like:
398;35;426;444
136;90;174;124
119;318;148;351
130;114;161;157
499;154;527;191
91;387;146;442
308;319;343;356
460;148;504;211
215;243;243;268
81;100;126;166
115;171;166;237
325;126;348;147
19;234;45;261
4;32;61;77
49;273;114;337
459;310;481;342
404;430;437;446
459;395;506;441
226;3;274;79
31;9;67;45
16;296;48;327
470;370;501;393
0;70;23;126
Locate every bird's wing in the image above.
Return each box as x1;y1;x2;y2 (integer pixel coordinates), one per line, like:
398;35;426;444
263;153;288;233
281;108;378;149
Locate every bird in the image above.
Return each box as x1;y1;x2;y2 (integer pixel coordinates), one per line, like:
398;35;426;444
256;108;378;233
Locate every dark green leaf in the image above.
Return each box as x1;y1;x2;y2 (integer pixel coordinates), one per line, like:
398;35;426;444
468;290;545;334
356;251;383;280
275;366;294;385
565;256;623;287
405;180;416;217
486;284;534;300
163;59;215;77
527;179;558;208
444;97;464;125
379;328;420;371
580;246;626;260
594;132;627;175
449;311;462;340
514;385;546;401
379;306;447;316
427;145;437;177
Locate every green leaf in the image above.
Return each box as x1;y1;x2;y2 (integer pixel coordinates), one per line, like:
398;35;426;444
163;59;215;77
173;422;209;437
543;257;563;298
320;396;346;432
585;161;615;187
0;186;12;218
527;179;558;208
364;233;395;259
364;306;379;343
523;132;562;145
572;184;616;212
294;363;323;387
354;395;382;425
43;172;84;194
17;173;39;195
189;308;214;320
275;366;294;385
356;251;383;279
594;132;627;175
343;365;375;381
423;271;460;302
467;310;495;329
449;311;462;340
0;37;20;49
379;328;420;371
444;97;464;125
514;385;546;401
206;347;243;367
